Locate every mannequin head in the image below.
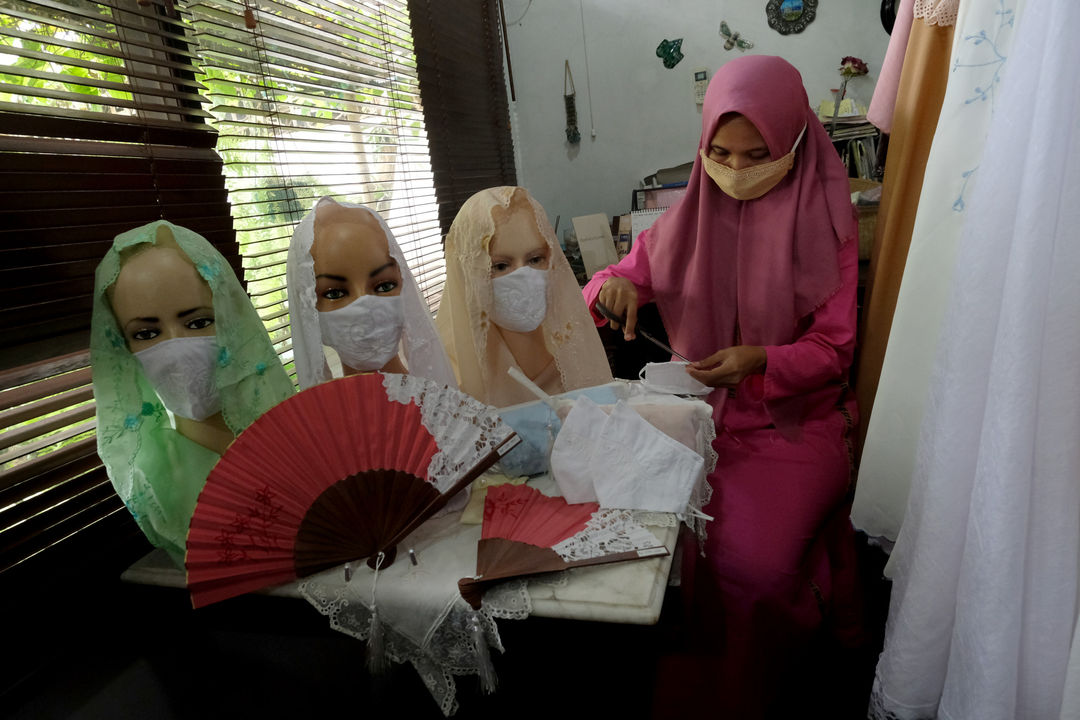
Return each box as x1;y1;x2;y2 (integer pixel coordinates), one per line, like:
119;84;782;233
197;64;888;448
109;227;216;352
309;201;407;375
311;202;403;310
488;193;551;279
106;225;231;453
436;186;613;406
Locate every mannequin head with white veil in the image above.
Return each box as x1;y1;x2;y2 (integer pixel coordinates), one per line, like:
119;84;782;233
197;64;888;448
435;186;612;407
288;196;456;390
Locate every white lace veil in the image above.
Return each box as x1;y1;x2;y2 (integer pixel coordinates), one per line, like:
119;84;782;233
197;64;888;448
435;186;613;407
287;196;456;390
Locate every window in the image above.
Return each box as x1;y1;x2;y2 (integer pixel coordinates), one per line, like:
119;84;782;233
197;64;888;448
184;0;445;377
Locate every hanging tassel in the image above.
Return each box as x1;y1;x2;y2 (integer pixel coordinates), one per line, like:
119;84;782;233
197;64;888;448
468;608;497;694
366;606;389;674
365;552;390;674
243;1;257;29
564;61;581;145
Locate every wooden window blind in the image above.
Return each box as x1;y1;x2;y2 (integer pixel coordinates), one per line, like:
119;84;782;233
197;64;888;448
407;0;517;237
182;0;447;367
0;0;235;581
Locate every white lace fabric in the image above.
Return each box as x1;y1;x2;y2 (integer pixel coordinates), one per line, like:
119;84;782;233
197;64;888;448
287;196;456;390
551;508;663;562
299;512;531;716
382;373;513;494
913;0;959;26
434;186;613;408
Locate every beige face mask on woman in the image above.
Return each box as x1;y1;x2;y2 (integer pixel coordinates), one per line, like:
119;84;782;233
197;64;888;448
699;124;806;200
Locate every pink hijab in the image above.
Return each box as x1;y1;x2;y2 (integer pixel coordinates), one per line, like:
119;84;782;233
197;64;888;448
645;55;856;361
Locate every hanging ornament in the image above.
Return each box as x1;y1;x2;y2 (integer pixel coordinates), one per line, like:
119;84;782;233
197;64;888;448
242;0;257;29
720;21;754;52
564;60;581;145
656;38;685;69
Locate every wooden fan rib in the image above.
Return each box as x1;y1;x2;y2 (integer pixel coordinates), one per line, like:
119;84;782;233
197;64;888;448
378;434;517;556
294;468;439;577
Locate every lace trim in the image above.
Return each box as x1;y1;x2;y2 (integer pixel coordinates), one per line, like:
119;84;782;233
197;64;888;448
551;508;662;562
689;411;716;549
382;373;512;493
913;0;959;27
299;578;531;716
633;510;677;528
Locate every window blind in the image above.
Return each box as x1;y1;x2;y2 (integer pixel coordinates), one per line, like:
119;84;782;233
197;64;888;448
182;0;445;369
0;0;233;580
407;0;516;237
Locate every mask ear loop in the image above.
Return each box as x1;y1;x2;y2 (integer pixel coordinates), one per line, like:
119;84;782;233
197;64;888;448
507;366;569;466
789;123;807;154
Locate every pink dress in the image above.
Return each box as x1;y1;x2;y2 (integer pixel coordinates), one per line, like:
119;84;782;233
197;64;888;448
584;55;863;716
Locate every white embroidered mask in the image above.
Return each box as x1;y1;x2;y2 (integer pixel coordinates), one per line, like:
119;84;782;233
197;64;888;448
700;124;806;200
551;396;705;515
549;395;606;504
639;361;712;396
490;266;548;333
318;294;404;371
135;335;222;421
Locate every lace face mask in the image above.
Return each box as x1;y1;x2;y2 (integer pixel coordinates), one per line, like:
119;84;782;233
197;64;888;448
700;124;806;200
318;294;404;371
550;395;705;515
490;266;548;333
135;335;222;421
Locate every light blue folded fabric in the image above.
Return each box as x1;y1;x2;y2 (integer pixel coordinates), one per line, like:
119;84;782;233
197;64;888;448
496;383;622;477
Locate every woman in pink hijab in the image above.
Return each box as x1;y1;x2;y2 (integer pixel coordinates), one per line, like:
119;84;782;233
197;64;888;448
584;55;862;715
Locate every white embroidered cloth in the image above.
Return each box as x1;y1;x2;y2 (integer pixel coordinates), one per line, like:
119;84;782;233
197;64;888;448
299;512;530;717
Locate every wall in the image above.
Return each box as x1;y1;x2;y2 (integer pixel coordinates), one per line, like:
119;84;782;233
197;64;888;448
502;0;889;230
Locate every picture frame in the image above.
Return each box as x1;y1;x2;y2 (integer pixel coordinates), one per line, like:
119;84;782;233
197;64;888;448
766;0;819;35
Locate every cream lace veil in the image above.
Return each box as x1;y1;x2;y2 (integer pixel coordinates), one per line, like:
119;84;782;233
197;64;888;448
91;220;295;563
435;186;612;407
287;196;456;390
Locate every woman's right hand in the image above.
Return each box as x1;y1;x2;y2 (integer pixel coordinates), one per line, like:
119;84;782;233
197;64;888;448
597;277;638;340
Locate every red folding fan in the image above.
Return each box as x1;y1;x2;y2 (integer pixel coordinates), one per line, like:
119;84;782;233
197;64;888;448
186;372;519;608
458;484;669;609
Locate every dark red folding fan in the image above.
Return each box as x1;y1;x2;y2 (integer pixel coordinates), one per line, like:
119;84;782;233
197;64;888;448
458;484;668;609
186;372;519;608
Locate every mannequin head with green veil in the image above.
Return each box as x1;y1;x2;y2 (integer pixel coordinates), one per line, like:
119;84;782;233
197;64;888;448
91;220;294;564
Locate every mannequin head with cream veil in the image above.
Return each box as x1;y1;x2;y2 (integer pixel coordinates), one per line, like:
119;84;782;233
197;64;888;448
287;196;456;390
435;186;612;407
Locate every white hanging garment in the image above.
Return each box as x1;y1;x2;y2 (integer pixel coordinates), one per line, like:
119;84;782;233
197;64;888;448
869;1;1080;718
853;0;1027;544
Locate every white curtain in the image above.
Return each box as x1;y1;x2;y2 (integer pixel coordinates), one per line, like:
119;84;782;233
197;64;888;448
868;0;1080;717
852;0;1026;544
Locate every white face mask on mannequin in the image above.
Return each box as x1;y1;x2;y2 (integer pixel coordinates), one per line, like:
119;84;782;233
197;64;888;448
490;266;548;333
318;294;404;371
136;335;222;421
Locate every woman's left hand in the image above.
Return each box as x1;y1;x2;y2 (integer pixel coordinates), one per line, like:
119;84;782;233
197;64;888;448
687;345;767;388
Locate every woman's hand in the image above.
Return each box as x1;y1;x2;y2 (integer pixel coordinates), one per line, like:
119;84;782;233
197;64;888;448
597;277;639;340
687;345;767;387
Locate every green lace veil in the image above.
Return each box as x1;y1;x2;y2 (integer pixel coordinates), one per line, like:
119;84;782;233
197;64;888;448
91;220;294;564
